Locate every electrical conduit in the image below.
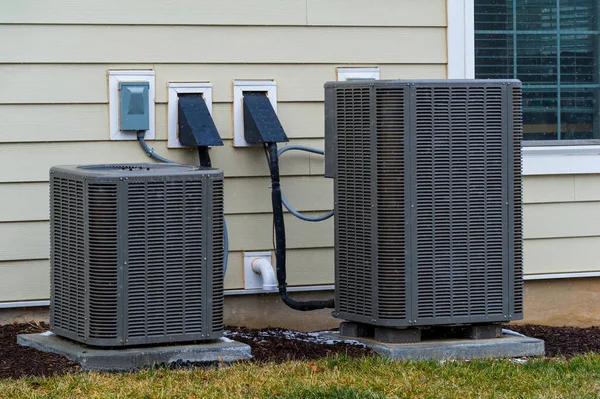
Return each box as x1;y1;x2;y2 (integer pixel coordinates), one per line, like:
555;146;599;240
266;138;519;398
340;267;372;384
266;142;335;310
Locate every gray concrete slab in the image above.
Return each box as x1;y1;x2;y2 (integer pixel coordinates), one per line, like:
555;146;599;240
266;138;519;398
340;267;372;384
322;332;544;360
18;332;252;372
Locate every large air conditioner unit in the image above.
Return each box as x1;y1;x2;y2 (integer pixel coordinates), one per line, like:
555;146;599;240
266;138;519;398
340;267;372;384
324;79;523;328
49;164;224;347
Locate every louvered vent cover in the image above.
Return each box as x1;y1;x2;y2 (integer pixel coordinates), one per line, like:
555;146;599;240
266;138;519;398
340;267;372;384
325;80;523;327
50;164;224;346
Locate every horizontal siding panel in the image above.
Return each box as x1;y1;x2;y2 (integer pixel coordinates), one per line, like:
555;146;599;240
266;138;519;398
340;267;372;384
574;175;600;202
0;140;312;183
1;0;306;25
285;248;334;286
523;175;600;204
524;202;600;239
0;63;447;104
524;237;600;275
5;237;600;302
0;102;325;143
0;26;447;64
308;138;326;175
2;0;446;27
0;176;333;222
0;104;111;142
0;260;50;301
225;176;333;215
0;247;335;302
0;64;145;105
523;175;575;204
0;183;49;222
0;215;332;261
0;222;49;261
226;213;333;251
307;0;446;27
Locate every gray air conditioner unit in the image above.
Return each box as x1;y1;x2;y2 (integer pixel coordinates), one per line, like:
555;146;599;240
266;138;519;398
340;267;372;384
324;79;523;328
49;164;224;347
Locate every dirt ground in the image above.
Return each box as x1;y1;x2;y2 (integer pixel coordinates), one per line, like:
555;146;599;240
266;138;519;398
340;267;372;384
1;322;598;379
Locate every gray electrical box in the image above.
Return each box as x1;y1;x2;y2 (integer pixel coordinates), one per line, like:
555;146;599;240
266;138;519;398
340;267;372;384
50;164;224;347
119;81;150;131
325;79;523;327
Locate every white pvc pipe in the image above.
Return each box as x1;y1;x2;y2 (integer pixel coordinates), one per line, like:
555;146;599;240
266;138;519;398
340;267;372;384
251;258;278;292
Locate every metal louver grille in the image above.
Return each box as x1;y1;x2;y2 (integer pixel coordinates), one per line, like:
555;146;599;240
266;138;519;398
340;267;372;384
335;87;373;318
414;86;506;321
327;80;522;327
211;180;225;331
51;177;85;337
512;87;524;315
50;164;223;346
375;88;407;320
88;183;119;339
126;181;204;339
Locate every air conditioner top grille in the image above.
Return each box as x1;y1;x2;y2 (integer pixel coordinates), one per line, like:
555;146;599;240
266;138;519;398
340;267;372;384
324;79;522;89
52;164;221;178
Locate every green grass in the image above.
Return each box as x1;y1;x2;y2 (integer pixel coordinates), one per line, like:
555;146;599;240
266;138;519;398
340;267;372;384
2;355;600;399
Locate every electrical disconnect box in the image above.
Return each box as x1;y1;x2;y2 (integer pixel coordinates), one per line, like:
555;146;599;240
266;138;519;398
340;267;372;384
119;81;150;131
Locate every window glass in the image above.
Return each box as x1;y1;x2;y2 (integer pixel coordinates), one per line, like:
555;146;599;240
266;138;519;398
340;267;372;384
475;0;600;141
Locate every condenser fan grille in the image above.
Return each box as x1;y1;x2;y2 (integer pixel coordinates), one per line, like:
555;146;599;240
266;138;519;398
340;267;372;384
50;164;224;347
327;80;523;327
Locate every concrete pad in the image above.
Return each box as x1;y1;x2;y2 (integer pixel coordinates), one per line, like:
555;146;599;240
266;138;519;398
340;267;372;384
322;332;544;360
17;332;252;372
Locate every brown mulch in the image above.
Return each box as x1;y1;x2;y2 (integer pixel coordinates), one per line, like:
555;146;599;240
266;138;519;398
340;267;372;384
0;322;80;379
508;324;600;357
2;322;600;379
224;326;374;363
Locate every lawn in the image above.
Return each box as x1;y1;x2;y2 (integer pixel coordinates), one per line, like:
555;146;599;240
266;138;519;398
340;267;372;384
2;354;600;399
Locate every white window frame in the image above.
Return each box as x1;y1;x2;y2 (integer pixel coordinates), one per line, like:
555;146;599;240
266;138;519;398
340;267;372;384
448;0;600;175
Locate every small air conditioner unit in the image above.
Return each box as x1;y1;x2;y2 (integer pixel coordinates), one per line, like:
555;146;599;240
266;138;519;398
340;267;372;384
49;164;224;347
324;80;523;328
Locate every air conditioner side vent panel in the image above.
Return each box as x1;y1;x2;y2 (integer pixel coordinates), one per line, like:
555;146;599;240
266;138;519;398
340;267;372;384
326;79;523;327
50;164;224;347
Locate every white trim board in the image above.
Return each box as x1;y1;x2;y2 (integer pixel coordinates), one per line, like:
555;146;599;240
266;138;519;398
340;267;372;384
336;67;380;81
523;271;600;281
522;146;600;175
447;0;474;79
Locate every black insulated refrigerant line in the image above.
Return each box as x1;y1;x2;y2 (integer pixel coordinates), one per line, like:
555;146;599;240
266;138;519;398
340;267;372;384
265;142;335;311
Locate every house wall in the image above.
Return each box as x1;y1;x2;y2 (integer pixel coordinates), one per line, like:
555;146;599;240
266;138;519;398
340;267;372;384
0;0;447;303
1;1;599;329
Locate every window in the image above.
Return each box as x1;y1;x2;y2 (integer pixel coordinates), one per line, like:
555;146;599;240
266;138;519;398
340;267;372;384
475;0;600;143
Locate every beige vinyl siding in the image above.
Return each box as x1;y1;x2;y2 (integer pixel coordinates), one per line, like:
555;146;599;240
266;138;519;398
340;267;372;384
0;26;445;64
0;177;334;223
0;64;446;105
0;249;335;302
1;0;446;26
522;175;600;275
0;0;448;303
